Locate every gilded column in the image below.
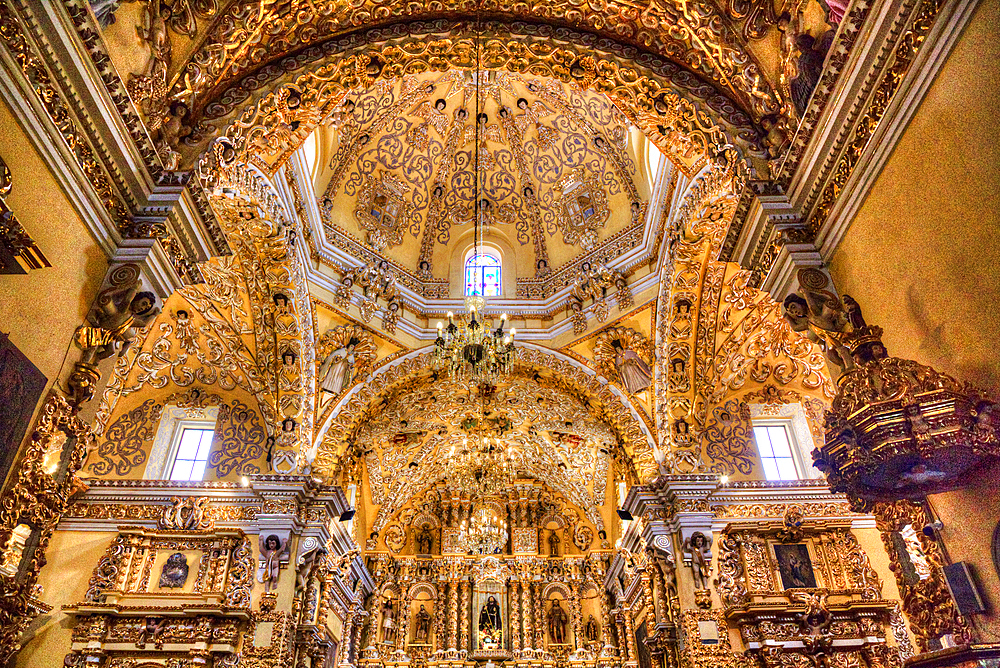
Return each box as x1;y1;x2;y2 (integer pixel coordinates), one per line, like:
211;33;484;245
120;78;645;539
600;591;613;650
397;594;412;653
624;609;638;664
449;579;459;650
651;563;669;625
569;587;583;649
338;609;355;667
534;582;544;649
524;582;534;650
436;590;447;652
353;610;366;661
614;611;627;661
511;580;521;654
640;570;656;632
459;579;470;654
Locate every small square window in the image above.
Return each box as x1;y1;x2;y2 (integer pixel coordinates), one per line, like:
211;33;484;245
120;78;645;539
169;427;215;481
752;424;800;482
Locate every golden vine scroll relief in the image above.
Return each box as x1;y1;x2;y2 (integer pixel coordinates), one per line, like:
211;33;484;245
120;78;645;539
88;177;320;478
206;194;318;474
193;25;759;194
95;0;803;175
314;347;658;521
654;175;834;476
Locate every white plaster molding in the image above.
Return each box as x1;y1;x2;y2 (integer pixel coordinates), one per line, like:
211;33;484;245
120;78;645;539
0;50;120;257
815;0;982;258
23;1;224;260
289;144;677;329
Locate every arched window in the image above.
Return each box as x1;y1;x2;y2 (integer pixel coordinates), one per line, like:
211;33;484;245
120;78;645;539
465;253;501;297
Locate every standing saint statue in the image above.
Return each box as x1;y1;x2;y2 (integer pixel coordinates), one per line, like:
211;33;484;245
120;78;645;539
611;339;653;394
478;595;503;645
381;597;397;643
416;527;433;555
585;614;600;643
683;532;713;590
318;337;359;395
415;604;432;643
548;531;561;557
547;600;569;645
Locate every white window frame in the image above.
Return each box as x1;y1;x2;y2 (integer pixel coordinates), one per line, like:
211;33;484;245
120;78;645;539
146;405;221;480
751;421;802;481
749;403;823;481
464;251;502;298
165;424;217;481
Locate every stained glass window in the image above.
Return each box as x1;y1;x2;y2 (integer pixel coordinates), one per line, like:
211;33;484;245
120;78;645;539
465;253;501;297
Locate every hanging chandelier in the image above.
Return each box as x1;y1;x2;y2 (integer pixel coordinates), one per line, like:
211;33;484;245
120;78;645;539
448;434;512;497
457;502;508;555
433;17;515;384
434;305;515;383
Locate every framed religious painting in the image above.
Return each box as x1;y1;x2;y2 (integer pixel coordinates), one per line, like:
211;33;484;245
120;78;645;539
772;543;818;589
0;333;47;485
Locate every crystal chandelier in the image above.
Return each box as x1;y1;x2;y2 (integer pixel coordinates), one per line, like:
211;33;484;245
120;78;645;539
457;502;508;555
432;17;515;383
448;434;512;497
434;305;516;383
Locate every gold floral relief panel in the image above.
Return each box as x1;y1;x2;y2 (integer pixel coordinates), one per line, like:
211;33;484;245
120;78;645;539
209;397;269;480
87;269;275;480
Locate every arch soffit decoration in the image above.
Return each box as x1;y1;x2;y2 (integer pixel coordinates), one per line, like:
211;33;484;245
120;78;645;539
194;21;763;187
92;186;317;465
542;581;572;599
408;582;438;600
314;343;658;481
169;7;779;145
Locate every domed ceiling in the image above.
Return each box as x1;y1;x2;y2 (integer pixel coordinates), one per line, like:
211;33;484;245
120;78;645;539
313;71;649;283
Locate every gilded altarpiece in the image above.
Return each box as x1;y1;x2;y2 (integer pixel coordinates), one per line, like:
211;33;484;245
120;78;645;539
716;513;913;668
63;524;255;665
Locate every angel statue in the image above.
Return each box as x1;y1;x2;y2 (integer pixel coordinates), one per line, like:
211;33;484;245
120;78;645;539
781;270;857;374
682;531;713;590
74;278;159;365
318;337;359;395
611;339;653;394
257;534;288;593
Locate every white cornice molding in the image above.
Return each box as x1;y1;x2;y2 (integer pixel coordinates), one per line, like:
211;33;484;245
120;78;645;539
307;262;661;340
815;0;981;257
24;1;154;201
0;50;120;257
726;0;980;298
18;1;224;261
785;0;916;211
